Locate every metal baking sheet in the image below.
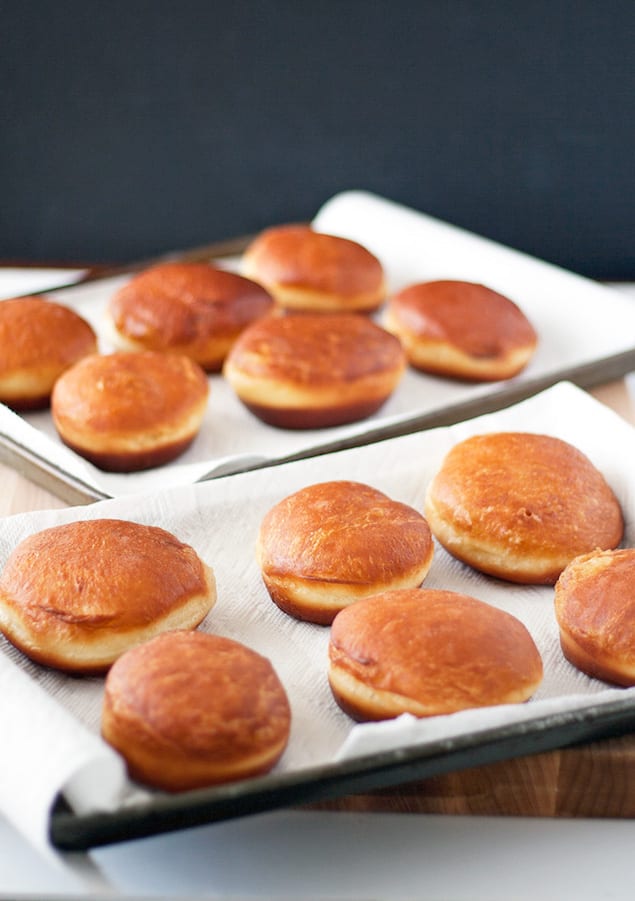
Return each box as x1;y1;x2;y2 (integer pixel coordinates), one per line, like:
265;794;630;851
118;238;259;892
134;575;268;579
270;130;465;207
1;191;634;503
49;695;635;850
0;381;633;851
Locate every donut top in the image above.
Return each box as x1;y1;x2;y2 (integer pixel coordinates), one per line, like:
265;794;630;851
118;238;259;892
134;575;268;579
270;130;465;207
389;280;537;356
329;588;543;709
243;225;385;299
0;296;97;372
104;630;291;757
0;518;211;632
110;262;274;346
426;432;624;560
258;480;433;583
225;313;405;385
52;351;209;433
555;548;635;661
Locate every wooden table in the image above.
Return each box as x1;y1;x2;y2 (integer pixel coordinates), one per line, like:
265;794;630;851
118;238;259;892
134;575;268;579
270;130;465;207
1;378;634;821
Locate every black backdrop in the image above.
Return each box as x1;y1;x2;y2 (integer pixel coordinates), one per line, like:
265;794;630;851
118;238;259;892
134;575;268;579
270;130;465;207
2;1;634;278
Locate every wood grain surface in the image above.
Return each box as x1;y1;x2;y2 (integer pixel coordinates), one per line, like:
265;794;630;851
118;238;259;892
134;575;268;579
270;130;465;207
311;732;635;818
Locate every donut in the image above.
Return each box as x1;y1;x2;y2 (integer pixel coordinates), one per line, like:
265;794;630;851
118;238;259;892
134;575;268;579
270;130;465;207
223;312;406;429
555;548;635;686
0;295;97;410
328;588;543;721
0;518;216;673
107;261;274;371
257;480;434;624
383;280;537;381
242;224;386;313
51;351;209;471
102;630;291;791
424;432;624;584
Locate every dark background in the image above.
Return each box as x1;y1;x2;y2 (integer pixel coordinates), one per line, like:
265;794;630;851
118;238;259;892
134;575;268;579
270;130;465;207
1;1;634;278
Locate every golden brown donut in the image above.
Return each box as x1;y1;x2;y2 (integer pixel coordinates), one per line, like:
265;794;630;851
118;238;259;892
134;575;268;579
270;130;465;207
0;295;97;410
242;224;386;313
107;262;274;371
328;588;543;721
0;519;216;673
555;548;635;686
424;432;624;584
257;480;434;624
383;280;538;381
51;351;209;471
223;313;406;429
102;630;291;791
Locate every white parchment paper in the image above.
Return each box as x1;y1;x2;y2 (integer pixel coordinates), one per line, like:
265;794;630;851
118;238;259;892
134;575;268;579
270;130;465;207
0;381;633;853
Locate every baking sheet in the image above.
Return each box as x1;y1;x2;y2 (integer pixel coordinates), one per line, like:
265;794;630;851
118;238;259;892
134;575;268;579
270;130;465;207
1;190;634;502
0;381;634;852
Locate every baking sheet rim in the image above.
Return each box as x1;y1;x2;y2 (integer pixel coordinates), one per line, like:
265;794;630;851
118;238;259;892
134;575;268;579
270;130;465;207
49;691;635;850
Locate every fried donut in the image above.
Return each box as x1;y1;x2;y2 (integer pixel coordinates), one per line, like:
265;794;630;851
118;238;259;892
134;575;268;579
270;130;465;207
384;280;537;381
0;295;97;410
555;548;635;686
424;432;623;584
242;224;386;313
223;313;405;428
0;518;216;673
257;480;434;624
51;351;209;471
328;588;543;721
107;262;273;371
102;630;291;791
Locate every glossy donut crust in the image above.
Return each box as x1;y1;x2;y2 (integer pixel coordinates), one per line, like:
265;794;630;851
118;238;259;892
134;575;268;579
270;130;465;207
108;262;273;371
384;280;537;381
102;630;291;791
424;432;623;584
0;295;97;409
328;588;543;721
51;351;209;471
0;518;216;673
257;480;434;623
223;313;406;429
555;548;635;686
242;224;386;312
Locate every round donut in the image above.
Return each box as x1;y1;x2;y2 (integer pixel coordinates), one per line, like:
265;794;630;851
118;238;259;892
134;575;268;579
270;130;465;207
107;262;274;371
101;630;291;791
257;480;434;624
223;312;406;429
424;432;624;584
242;224;386;313
555;548;635;686
51;351;209;471
0;295;97;410
328;588;543;721
0;518;216;673
383;280;538;381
